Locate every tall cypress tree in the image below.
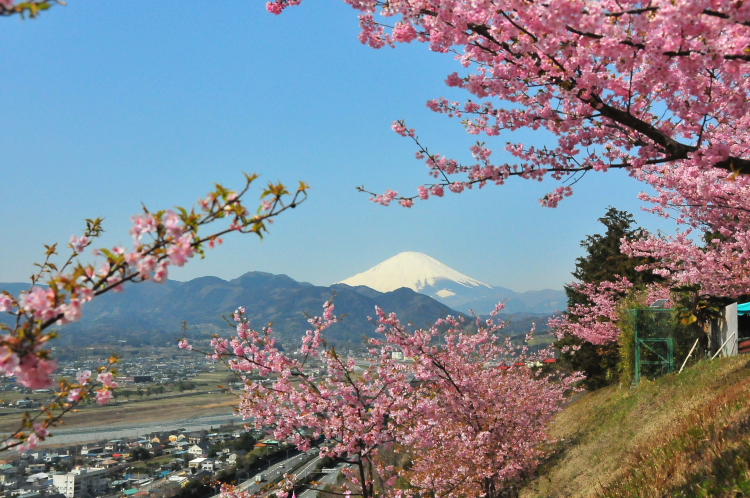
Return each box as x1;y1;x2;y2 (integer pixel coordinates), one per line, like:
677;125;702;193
566;207;661;307
558;207;661;389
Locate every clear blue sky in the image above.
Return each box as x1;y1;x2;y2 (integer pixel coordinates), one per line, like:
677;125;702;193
0;1;676;292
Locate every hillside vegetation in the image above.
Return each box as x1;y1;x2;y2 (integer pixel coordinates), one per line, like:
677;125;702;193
521;356;750;497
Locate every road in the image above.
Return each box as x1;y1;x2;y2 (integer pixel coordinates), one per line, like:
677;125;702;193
238;450;320;493
298;462;348;498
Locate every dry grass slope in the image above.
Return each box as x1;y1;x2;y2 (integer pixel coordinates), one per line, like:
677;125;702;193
521;356;750;498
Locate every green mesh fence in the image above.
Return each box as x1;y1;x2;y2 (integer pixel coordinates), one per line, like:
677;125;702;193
627;309;702;385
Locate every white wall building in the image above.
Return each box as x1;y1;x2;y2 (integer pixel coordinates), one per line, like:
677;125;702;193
52;467;107;498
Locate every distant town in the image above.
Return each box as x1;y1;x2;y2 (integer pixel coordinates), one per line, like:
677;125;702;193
0;424;341;498
0;345;353;498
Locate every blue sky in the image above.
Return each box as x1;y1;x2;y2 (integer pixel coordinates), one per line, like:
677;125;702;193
0;1;676;292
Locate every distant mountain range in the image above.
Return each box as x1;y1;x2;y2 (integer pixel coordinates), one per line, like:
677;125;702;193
0;274;468;350
339;252;567;315
0;253;564;349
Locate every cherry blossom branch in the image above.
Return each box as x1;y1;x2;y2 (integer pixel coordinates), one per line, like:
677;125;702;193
0;174;307;449
0;0;63;19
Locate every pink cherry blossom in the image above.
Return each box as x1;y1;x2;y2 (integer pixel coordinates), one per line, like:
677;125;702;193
76;370;91;384
166;234;195;267
58;299;83;325
20;434;39;452
68;388;82;402
97;371;117;388
0;295;14;312
162;210;184;239
152;260;170;284
0;349;20;377
95;389;113;405
129;213;157;243
69;235;90;253
32;423;48;439
15;356;57;390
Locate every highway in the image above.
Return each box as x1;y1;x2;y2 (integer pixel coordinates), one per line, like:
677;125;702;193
237;450;321;494
298;462;348;498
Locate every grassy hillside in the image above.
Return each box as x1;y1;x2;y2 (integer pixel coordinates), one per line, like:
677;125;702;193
521;355;750;497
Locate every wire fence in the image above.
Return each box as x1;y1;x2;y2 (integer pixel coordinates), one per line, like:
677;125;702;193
624;309;702;385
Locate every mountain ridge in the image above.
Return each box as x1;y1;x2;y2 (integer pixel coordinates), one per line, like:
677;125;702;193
0;272;469;350
338;251;567;314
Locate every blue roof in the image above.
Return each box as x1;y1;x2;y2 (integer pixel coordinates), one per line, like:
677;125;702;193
739;303;750;315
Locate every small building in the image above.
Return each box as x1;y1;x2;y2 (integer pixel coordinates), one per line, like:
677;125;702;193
104;441;123;453
187;444;209;458
26;463;46;475
184;431;206;445
167;477;189;487
226;451;247;465
199;459;216;473
51;467;107;498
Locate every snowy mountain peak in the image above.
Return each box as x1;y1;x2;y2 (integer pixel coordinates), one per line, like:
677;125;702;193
337;252;491;294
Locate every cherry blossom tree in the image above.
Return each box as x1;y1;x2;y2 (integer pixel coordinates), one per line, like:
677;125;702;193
0;175;308;451
201;301;580;498
375;306;582;498
271;0;750;191
195;301;415;498
270;0;750;298
549;277;673;345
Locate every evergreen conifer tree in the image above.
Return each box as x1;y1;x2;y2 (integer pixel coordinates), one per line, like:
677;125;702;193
558;207;660;389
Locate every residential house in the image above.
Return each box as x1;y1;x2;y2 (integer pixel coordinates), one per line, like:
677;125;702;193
199;459;216;473
187;444;209;458
104;442;123;453
185;431;206;445
226;451;247;466
26;464;45;475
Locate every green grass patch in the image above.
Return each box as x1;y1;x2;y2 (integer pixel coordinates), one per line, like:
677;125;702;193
521;356;750;498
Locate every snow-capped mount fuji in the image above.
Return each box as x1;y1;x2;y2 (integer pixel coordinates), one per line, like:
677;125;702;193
338;252;491;296
337;252;510;312
337;252;566;315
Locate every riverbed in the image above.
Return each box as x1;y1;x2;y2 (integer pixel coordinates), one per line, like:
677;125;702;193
38;412;240;447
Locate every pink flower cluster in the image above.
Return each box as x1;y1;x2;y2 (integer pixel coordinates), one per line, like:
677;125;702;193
549;277;634;345
19;423;49;452
620;161;750;298
549;277;673;345
200;300;580;498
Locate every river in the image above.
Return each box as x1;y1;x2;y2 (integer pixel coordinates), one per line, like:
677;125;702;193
39;412;240;447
